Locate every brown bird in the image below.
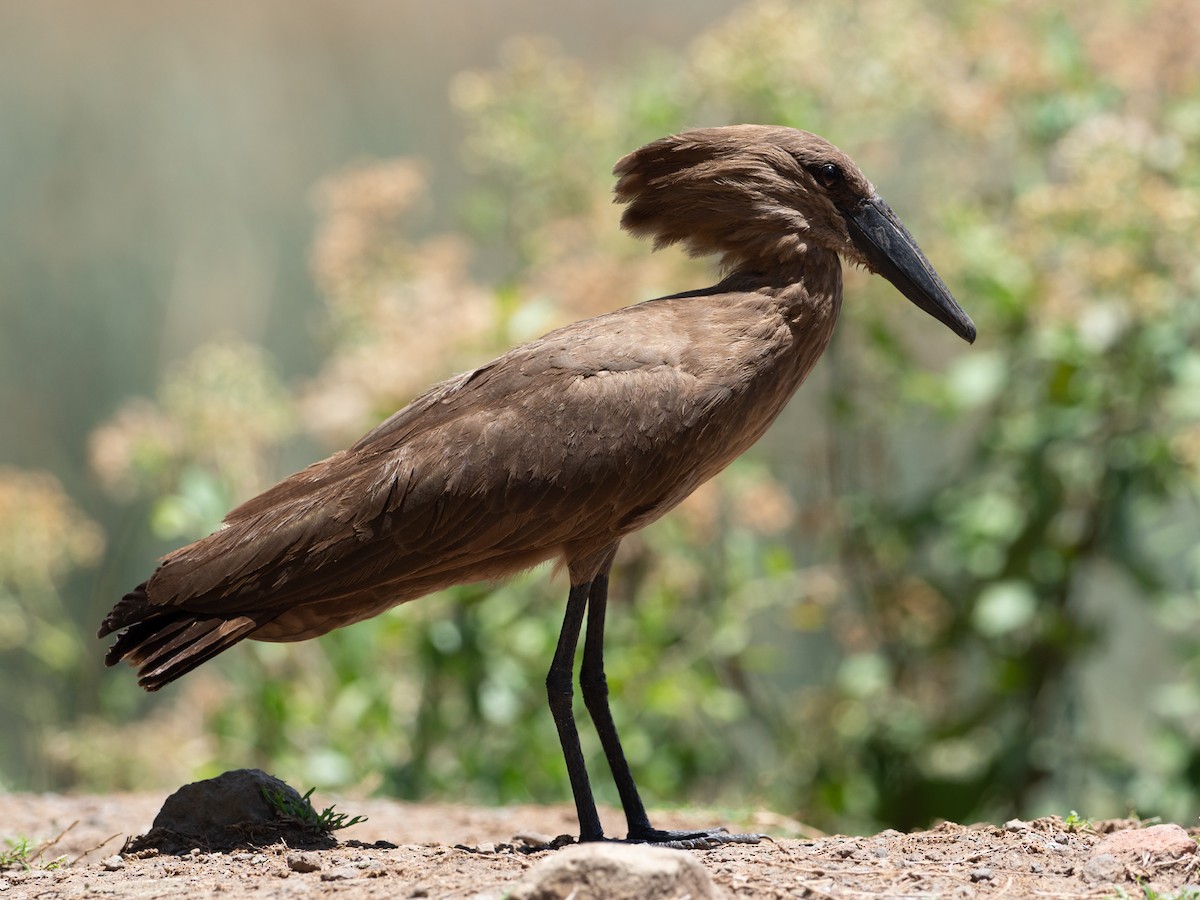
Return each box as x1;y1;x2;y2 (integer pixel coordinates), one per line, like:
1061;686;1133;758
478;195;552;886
100;125;974;847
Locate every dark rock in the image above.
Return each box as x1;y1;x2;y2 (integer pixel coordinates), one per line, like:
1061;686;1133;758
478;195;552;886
125;769;338;855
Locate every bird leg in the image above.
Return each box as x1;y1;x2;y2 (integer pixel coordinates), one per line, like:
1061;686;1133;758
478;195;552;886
578;571;651;833
546;579;605;842
579;570;763;849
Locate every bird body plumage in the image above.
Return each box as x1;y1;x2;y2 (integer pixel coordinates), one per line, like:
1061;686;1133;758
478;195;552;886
105;274;840;655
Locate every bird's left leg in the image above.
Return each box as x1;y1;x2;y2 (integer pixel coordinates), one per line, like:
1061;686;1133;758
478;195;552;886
579;567;763;849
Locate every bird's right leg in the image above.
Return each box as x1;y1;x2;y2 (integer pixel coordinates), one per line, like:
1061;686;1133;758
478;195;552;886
580;568;763;850
546;579;605;842
578;571;653;834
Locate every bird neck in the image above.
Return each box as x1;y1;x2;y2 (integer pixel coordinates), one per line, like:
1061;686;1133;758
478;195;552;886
719;245;844;325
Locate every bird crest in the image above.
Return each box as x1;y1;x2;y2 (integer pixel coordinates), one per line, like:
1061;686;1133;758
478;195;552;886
613;125;874;273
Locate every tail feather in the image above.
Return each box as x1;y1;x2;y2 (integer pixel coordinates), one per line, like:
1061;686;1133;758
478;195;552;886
137;617;259;690
100;585;264;691
97;583;153;638
103;616;190;667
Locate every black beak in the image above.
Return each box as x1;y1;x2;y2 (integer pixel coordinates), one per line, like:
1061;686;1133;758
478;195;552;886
845;196;976;344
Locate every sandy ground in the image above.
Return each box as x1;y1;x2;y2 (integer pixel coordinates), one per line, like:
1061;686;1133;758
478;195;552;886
2;791;1198;898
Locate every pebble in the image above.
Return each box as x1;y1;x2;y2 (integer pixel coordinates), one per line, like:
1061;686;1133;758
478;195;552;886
101;855;125;871
1035;834;1067;853
507;843;719;900
286;852;321;873
1082;853;1123;884
969;867;994;882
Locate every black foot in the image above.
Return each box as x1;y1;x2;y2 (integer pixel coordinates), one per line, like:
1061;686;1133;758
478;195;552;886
624;826;764;850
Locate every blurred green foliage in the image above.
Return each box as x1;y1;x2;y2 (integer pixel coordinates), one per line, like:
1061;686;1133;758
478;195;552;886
10;0;1200;834
0;470;104;786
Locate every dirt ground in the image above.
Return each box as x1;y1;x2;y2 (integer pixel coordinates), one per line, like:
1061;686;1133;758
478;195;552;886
2;790;1198;899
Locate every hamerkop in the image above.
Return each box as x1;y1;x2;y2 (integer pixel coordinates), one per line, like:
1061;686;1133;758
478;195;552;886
101;125;975;847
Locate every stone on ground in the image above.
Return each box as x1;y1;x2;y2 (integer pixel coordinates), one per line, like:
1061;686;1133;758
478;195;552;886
1081;853;1123;884
126;768;337;854
1093;824;1196;861
507;842;721;900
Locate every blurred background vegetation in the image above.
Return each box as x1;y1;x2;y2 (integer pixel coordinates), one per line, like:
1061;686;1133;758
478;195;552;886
4;0;1200;835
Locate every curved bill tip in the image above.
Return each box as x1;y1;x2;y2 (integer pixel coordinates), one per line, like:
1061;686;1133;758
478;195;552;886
846;196;976;344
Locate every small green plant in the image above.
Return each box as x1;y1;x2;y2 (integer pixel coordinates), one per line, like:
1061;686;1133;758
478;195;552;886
0;835;66;870
261;784;368;833
1064;810;1093;832
0;836;34;869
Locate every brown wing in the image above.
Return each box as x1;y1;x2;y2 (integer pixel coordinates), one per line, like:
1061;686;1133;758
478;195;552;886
99;290;786;689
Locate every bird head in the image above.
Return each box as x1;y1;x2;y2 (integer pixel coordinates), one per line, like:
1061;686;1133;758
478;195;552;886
614;125;975;343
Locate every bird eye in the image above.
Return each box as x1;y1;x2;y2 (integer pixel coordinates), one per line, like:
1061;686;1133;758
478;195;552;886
816;163;843;187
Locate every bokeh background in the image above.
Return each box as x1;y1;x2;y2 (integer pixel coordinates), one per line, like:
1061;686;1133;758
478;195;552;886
4;0;1200;834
